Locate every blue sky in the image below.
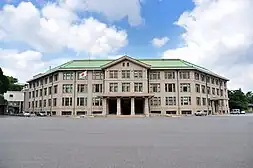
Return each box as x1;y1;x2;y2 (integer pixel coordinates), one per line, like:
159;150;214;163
1;0;253;91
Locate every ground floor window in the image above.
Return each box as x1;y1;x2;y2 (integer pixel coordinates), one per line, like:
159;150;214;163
77;111;86;115
61;111;72;115
150;97;161;106
151;111;161;114
181;110;192;115
166;111;177;115
92;111;102;114
92;97;102;106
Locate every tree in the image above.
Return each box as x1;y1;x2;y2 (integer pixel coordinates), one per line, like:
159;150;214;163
0;68;9;94
228;89;248;110
246;91;253;104
7;76;24;91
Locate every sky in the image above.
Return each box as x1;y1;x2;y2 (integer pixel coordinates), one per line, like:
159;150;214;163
0;0;253;92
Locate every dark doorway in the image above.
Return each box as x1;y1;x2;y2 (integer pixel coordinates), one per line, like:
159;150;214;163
108;98;117;115
121;98;131;115
135;98;144;114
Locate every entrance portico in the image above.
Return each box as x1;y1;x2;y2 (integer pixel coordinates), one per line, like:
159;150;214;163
210;97;229;114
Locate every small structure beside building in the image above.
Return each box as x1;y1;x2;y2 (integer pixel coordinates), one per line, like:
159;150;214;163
4;91;24;114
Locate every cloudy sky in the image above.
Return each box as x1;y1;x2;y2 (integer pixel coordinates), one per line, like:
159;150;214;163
0;0;252;91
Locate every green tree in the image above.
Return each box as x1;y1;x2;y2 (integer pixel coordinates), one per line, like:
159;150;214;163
7;76;24;91
228;89;248;110
246;91;253;104
0;68;9;94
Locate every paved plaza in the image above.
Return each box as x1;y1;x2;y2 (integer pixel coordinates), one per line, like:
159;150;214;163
0;115;252;168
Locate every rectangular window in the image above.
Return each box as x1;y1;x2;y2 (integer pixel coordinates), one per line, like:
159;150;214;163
201;74;205;82
109;70;118;78
36;90;38;97
150;71;160;80
122;70;130;78
36;81;39;87
196;97;201;105
53;98;57;107
39;100;42;107
49;76;53;83
134;83;143;92
39;89;42;96
44;88;47;96
134;70;143;78
32;101;34;108
150;83;160;93
165;97;176;106
164;71;175;79
54;85;58;94
43;99;46;107
77;97;88;106
206;76;210;83
63;72;73;80
220;81;223;87
212;88;215;95
165;83;175;92
48;86;52;95
109;83;118;92
92;71;103;80
221;89;223;96
202;98;206;106
217;88;220;96
207;87;210;94
35;101;38;108
181;96;191;105
54;74;58;81
201;85;206;94
48;99;52;107
92;84;102;93
29;92;31;99
92;97;102;106
211;78;215;84
179;71;190;79
195;84;200;93
32;91;34;98
62;84;73;93
44;77;48;84
150;97;161;106
180;83;191;92
29;102;31;108
77;84;88;93
215;79;219;85
122;83;130;92
62;97;72;106
40;80;43;86
195;72;199;80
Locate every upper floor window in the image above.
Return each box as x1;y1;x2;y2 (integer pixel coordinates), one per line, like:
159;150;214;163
150;97;161;106
216;88;220;96
134;70;143;78
215;79;219;85
54;74;58;81
63;72;73;80
201;74;205;82
224;81;227;87
165;71;175;79
77;84;88;93
49;76;53;83
35;90;38;97
29;92;31;99
212;88;215;95
122;83;130;92
180;83;191;92
109;70;118;79
92;71;103;80
179;71;190;79
211;78;215;84
221;89;223;96
202;98;206;106
39;89;42;96
207;86;210;94
181;96;191;105
48;99;52;107
122;70;130;78
44;77;48;84
54;85;58;94
195;84;200;93
195;72;199;80
220;81;223;87
150;71;160;80
43;100;46;107
77;97;88;106
201;85;206;94
44;88;47;96
196;97;201;106
150;83;160;93
62;97;72;106
165;83;175;92
165;97;176;106
53;98;57;107
62;84;73;93
92;84;102;93
92;97;102;106
134;83;143;92
109;83;118;92
36;81;39;87
206;76;210;83
33;82;36;88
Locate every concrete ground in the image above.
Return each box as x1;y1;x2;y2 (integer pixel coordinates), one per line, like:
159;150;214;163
0;115;252;168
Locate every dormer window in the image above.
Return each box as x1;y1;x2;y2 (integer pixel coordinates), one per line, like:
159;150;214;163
122;62;125;67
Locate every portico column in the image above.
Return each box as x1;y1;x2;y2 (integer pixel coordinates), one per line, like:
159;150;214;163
144;97;149;116
131;98;135;115
102;98;107;115
117;98;121;115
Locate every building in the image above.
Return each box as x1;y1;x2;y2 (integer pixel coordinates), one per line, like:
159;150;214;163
4;91;24;114
25;56;229;116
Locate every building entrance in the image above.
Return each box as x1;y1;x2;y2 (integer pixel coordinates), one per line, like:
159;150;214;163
121;98;131;115
108;98;117;115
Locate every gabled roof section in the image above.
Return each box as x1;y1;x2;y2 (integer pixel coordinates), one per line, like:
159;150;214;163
100;55;151;69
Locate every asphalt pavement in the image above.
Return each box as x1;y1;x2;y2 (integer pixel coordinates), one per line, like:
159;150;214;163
0;115;252;168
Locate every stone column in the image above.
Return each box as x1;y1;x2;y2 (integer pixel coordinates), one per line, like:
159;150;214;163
102;98;107;115
144;97;149;116
131;98;135;115
117;98;121;115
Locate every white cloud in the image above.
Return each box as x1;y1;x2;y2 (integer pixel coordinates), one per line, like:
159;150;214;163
0;2;128;55
163;0;253;91
151;36;169;48
60;0;143;26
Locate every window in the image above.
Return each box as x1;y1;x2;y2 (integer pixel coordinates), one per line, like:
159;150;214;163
109;83;118;92
77;72;88;80
180;83;191;92
122;83;130;92
127;62;129;67
216;88;220;96
179;71;190;79
208;98;211;106
77;97;88;106
206;76;210;83
92;84;102;93
48;99;52;107
201;85;206;94
29;92;31;99
9;94;13;98
29;102;31;108
165;71;175;79
221;89;223;96
181;96;191;105
202;98;206;106
196;97;201;105
44;77;48;84
215;79;219;85
122;70;130;78
43;100;46;107
150;83;160;93
92;97;102;106
165;97;176;106
54;85;58;94
44;88;47;96
36;81;39;87
40;80;43;86
48;86;52;95
122;62;125;67
49;76;53;83
134;83;143;92
150;71;160;80
207;87;210;94
62;97;72;106
109;70;118;78
220;81;223;87
33;83;35;88
61;111;72;115
150;97;161;106
32;101;34;108
53;98;57;106
54;74;58;81
134;70;143;78
195;72;199;80
195;84;200;93
224;81;227;87
77;84;88;93
63;72;73;80
165;83;175;92
39;100;42;107
62;84;73;93
211;78;215;84
201;74;205;82
39;89;42;96
32;91;34;98
212;88;215;95
35;101;38;108
92;71;103;80
36;90;38;97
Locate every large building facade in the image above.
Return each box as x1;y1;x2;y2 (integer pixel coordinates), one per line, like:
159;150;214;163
25;56;229;116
